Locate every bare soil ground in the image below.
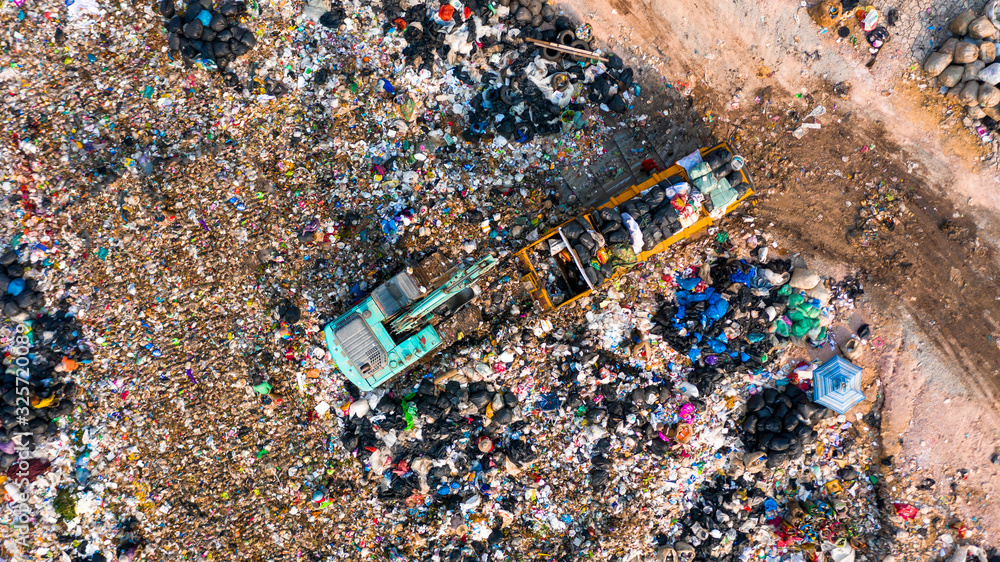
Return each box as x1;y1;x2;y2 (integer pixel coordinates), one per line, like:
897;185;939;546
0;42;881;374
564;0;1000;545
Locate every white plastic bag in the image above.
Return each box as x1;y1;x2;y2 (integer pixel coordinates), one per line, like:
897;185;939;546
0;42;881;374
620;212;644;254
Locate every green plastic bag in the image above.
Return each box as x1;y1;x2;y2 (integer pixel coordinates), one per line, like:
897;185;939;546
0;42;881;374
773;319;790;337
788;293;804;308
778;284;792;296
791;322;810;338
787;309;805;323
401;391;418;430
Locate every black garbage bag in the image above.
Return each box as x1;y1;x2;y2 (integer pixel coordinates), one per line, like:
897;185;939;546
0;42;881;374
796;401;826;421
265;79;287;96
158;0;175;18
319;9;345;28
608;94;628;113
588;76;611;104
768;433;794;452
584;407;606;423
313;68;329;85
648;436;671;456
591;455;612;467
783;412;801;432
213;40;231;58
757;431;775;450
209;13;227;31
418;379;437;396
659;223;679;239
168;15;184;32
643;188;666;207
506;438;535;464
3;301;20;318
589;467;609;490
469;391;491;409
14;290;35;308
183;20;204;39
202;28;217;43
562;220;584;240
713;163;733;180
216;28;232;42
618;67;634;88
772;402;789;420
230;40;249;56
492;407;513;425
597;207;621;226
200;41;214;60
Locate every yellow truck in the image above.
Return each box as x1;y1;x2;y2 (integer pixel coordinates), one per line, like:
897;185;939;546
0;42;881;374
516;141;754;312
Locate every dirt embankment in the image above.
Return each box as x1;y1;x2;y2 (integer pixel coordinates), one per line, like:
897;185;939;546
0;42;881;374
564;0;1000;543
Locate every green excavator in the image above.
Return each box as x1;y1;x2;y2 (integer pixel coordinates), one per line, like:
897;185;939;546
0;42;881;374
323;253;498;391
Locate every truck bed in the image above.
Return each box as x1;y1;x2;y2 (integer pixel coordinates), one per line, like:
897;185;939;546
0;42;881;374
518;141;754;313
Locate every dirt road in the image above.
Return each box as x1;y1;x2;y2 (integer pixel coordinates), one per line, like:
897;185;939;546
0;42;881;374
565;0;1000;543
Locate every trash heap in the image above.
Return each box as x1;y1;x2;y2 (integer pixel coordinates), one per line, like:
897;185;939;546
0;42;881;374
336;378;536;508
774;266;833;344
1;249;46;321
649;257;794;373
161;0;257;71
383;0;640;144
923;7;1000;120
655;474;766;562
463;34;637;143
1;308;88;470
718;409;885;562
739;384;826;469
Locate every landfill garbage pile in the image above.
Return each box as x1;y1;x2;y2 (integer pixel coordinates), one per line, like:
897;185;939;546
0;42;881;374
923;6;1000;121
161;0;257;72
648;257;793;376
4;0;997;555
461;33;638;144
0;250;46;321
720;408;887;562
739;384;826;469
337;378;538;507
380;0;640;144
1;307;87;469
654;473;767;562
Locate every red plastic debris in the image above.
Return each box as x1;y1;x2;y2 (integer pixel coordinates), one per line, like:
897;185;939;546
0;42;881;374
893;503;918;520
